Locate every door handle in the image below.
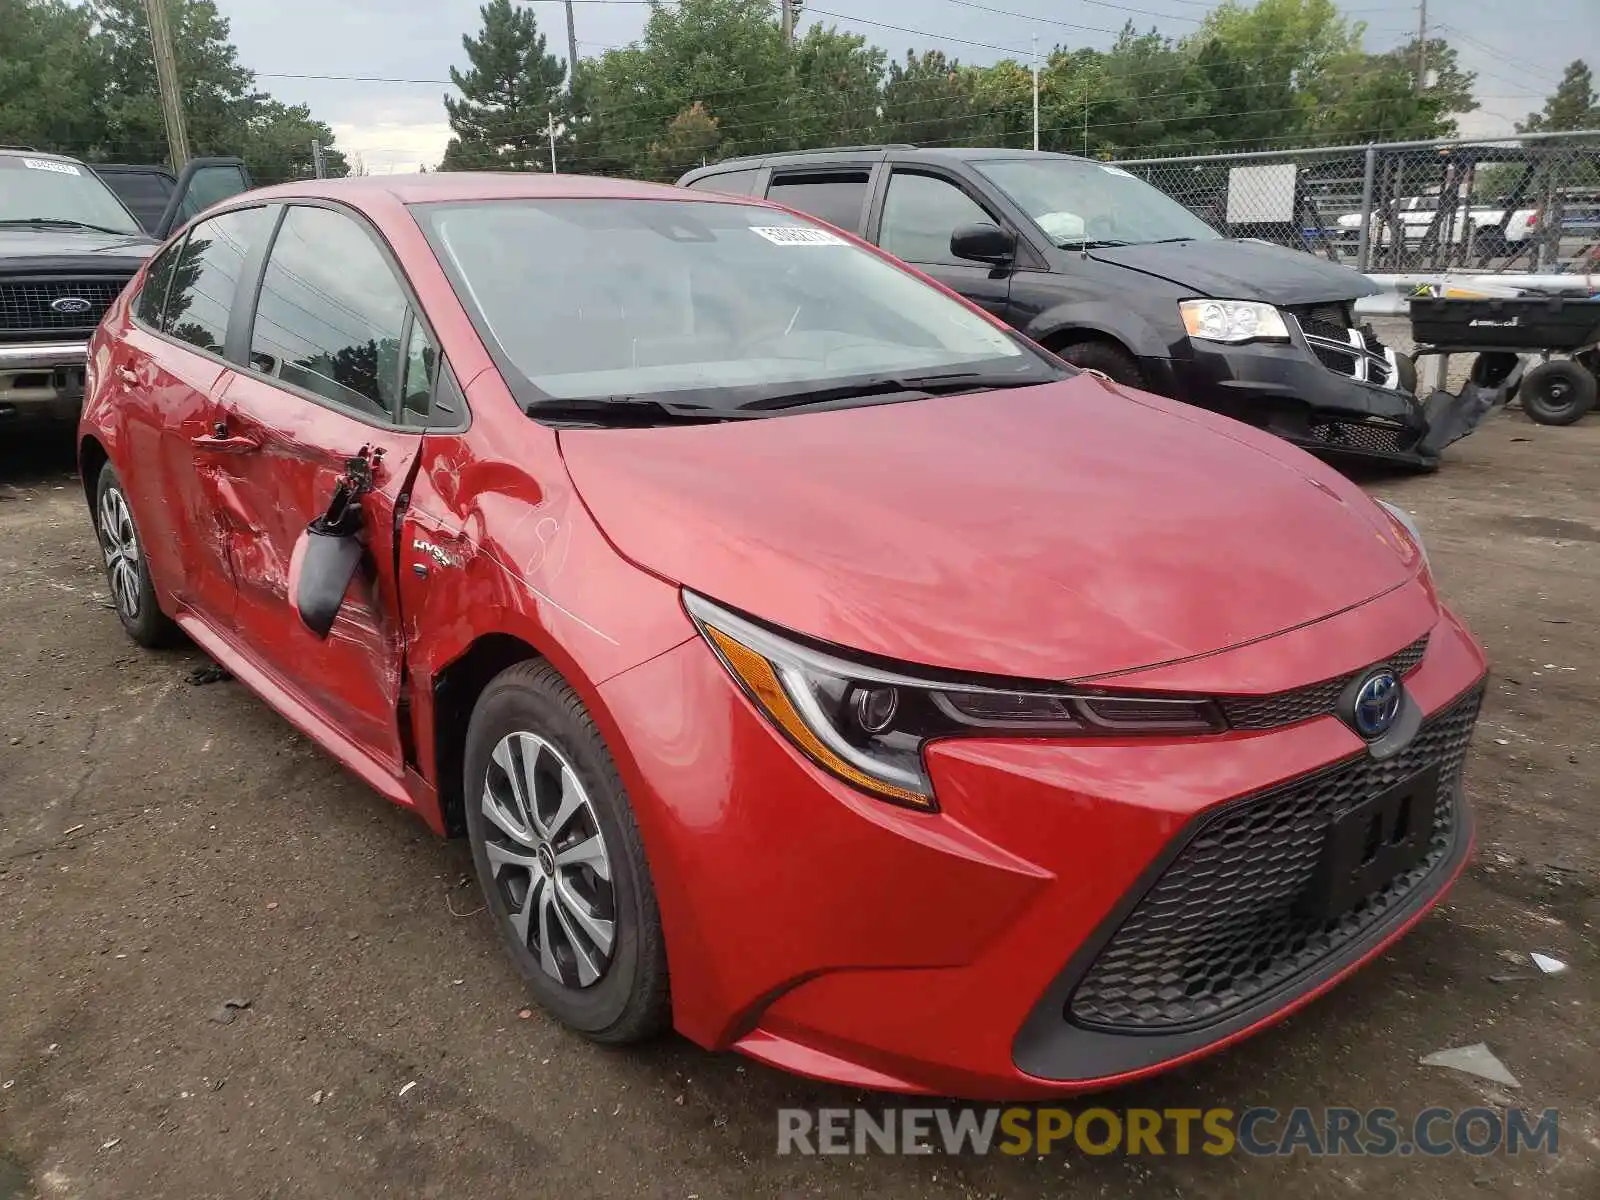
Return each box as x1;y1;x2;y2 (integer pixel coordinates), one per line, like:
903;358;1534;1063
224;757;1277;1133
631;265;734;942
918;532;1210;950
192;423;260;454
115;365;138;384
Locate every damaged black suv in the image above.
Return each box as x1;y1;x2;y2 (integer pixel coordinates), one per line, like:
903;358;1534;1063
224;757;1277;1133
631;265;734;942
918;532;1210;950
0;148;250;425
679;146;1490;469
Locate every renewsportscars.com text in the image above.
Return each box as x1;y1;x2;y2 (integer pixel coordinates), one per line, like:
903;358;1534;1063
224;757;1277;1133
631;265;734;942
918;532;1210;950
777;1106;1560;1158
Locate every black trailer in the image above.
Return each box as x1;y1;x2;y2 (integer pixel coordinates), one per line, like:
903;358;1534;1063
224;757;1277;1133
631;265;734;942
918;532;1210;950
1408;293;1600;426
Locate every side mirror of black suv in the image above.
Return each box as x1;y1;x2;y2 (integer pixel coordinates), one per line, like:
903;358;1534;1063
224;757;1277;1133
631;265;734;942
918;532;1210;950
950;222;1016;265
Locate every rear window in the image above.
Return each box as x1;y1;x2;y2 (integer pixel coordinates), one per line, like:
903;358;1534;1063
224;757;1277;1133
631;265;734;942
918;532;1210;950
765;172;870;234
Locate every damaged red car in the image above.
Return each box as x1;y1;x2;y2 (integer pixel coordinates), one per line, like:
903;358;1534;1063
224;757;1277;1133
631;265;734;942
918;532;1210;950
79;174;1488;1099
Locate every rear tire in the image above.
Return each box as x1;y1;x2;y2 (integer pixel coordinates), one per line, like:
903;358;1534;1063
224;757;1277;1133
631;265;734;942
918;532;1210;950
1519;359;1596;426
1054;339;1144;388
94;463;178;648
463;660;669;1044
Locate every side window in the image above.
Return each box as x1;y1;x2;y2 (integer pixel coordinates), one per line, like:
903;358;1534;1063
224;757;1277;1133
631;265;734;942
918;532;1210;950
399;314;440;427
765;172;870;233
686;168;759;196
879;172;997;266
164;206;272;355
134;236;186;331
249;205;410;421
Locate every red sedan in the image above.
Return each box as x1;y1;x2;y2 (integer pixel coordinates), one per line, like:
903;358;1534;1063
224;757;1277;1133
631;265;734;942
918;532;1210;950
78;173;1487;1099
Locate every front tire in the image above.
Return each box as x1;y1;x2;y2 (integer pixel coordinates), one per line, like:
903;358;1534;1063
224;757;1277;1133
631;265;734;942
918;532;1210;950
94;463;178;648
1054;339;1144;388
463;660;669;1043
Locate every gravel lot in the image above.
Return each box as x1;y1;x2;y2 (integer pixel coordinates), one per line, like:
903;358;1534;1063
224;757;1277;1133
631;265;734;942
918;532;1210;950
1;406;1596;1199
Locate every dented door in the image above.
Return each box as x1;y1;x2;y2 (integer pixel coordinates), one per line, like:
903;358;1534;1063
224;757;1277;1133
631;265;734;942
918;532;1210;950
211;372;421;771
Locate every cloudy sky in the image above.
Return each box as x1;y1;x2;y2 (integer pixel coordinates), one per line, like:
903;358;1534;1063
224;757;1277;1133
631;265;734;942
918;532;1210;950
213;0;1600;172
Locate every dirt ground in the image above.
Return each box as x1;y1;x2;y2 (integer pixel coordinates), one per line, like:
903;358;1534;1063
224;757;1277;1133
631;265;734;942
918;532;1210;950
1;404;1596;1199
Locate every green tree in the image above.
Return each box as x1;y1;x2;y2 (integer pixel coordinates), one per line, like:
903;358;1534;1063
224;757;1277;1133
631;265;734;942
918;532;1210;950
0;0;108;155
1518;60;1600;133
86;0;345;180
442;0;568;170
1309;38;1477;143
646;101;721;178
879;51;981;146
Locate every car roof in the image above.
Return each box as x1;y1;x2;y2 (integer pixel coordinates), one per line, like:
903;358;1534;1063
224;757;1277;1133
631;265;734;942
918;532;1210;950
0;147;88;165
681;145;1095;177
242;172;751;207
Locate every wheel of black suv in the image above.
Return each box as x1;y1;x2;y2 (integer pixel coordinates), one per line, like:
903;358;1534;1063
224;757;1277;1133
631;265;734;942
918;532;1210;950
463;660;669;1042
1055;339;1144;388
1519;359;1596;426
94;463;178;648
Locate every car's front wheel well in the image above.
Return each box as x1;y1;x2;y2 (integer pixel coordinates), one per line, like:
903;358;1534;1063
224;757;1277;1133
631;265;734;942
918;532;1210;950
1037;330;1145;388
79;436;109;517
431;633;542;838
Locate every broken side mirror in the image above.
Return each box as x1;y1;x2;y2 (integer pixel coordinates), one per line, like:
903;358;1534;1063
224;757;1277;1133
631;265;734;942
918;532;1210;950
292;449;380;638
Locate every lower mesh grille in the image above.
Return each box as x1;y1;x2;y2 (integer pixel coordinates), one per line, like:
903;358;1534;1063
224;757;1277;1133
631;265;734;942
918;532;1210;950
1308;417;1416;456
1220;633;1429;731
1067;684;1482;1032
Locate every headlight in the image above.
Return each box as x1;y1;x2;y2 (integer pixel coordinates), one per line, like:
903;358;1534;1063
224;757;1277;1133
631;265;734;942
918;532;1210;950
1376;499;1430;570
684;592;1224;810
1179;299;1289;344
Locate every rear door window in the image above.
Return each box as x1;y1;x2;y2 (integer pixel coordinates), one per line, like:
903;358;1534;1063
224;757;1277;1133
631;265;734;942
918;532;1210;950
162;206;273;355
765;172;870;234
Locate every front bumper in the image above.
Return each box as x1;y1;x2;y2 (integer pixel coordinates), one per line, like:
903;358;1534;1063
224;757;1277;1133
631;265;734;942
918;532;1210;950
0;340;89;421
598;597;1489;1099
1149;324;1502;468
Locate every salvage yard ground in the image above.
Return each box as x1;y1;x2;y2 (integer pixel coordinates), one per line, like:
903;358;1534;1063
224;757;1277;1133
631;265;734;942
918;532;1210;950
1;406;1597;1198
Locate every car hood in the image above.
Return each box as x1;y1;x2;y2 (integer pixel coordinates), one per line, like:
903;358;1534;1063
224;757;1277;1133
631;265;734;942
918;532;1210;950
0;226;155;270
1087;237;1380;306
559;377;1421;681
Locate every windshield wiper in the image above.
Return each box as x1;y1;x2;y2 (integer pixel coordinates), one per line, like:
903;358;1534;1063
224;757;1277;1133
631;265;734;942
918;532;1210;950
523;395;753;426
0;217;131;236
735;370;1046;413
1055;237;1132;249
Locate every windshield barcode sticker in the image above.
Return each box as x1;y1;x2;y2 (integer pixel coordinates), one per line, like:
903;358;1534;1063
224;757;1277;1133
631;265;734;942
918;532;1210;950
750;225;846;246
23;158;81;176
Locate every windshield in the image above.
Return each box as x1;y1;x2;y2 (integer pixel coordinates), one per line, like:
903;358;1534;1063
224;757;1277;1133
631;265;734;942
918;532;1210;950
414;197;1060;414
974;158;1220;248
0;155;142;235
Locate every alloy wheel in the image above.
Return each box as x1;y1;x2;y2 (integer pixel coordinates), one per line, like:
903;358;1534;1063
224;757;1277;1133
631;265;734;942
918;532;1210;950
482;731;616;988
98;486;141;620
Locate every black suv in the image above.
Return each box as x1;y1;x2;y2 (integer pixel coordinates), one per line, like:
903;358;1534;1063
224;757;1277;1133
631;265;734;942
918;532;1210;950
1;149;251;423
679;146;1487;468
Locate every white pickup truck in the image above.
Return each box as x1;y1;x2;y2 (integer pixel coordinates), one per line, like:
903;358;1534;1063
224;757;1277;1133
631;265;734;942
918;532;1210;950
1336;195;1540;253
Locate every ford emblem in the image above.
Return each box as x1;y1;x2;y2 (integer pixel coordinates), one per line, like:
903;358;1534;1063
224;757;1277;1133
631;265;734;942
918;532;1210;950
1351;670;1402;739
50;296;93;315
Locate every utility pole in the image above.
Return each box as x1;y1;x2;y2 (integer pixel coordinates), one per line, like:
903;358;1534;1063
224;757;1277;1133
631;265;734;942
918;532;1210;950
564;0;579;95
1415;0;1428;92
780;0;793;45
143;0;191;170
311;140;327;179
1031;35;1040;152
546;112;558;174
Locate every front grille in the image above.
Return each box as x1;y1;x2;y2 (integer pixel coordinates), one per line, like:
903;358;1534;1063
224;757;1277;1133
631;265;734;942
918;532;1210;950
1293;302;1352;334
1307;416;1417;456
1068;685;1482;1032
1220;633;1429;731
1296;310;1398;389
0;278;127;334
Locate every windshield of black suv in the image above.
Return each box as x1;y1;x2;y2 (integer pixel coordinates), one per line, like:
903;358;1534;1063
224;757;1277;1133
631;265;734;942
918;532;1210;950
974;157;1220;248
0;155;142;236
415;197;1064;418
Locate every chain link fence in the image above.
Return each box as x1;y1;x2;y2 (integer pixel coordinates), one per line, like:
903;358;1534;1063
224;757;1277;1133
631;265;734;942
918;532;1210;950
1115;130;1600;277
